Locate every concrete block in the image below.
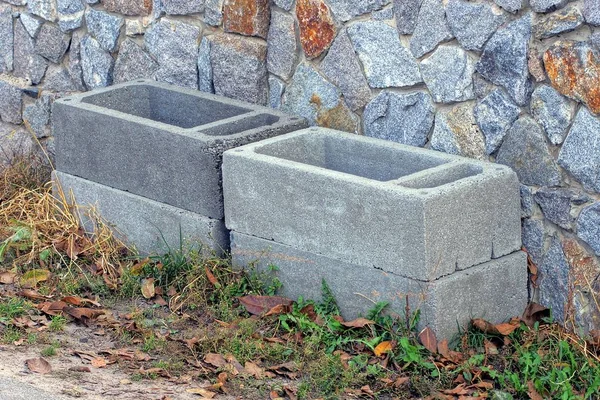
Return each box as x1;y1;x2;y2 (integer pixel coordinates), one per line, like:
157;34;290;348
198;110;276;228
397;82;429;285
231;232;528;340
52;79;307;219
223;128;521;281
52;171;228;256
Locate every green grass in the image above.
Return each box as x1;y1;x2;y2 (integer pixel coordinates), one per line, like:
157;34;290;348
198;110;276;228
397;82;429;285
0;297;30;324
49;315;67;332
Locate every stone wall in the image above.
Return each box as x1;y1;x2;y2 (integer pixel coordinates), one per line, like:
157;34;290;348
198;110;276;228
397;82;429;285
0;0;599;331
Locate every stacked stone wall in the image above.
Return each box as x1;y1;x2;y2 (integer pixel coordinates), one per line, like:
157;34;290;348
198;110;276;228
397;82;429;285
0;0;599;331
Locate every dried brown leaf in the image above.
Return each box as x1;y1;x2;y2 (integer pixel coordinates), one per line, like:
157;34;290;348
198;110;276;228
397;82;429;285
244;361;264;379
419;326;438;353
141;278;155;299
340;318;374;328
25;357;51;374
238;295;293;316
527;381;543;400
374;341;394;357
20;269;50;288
0;271;16;284
522;303;550;328
204;353;227;368
91;357;107;368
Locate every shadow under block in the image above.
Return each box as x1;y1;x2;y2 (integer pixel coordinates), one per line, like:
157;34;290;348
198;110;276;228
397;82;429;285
52;80;307;219
53;171;228;256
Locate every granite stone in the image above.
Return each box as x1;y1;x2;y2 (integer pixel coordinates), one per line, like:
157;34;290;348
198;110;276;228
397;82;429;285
522;218;544;266
296;0;335;59
144;18;200;89
20;13;43;37
223;0;269;39
530;85;574;145
268;74;285;109
101;0;152;16
494;0;522;13
85;8;123;52
476;15;533;106
431;102;485;159
321;29;370;111
410;0;453;58
56;0;84;32
326;0;389;22
363;90;434;147
520;185;535;218
266;9;297;81
0;6;13;73
585;0;600;25
533;5;584;39
125;19;144;36
446;0;507;52
347;21;422;89
496;116;561;186
474;89;521;155
0;80;22;124
197;36;213;93
66;30;85;90
80;35;114;89
204;0;224;25
577;202;600;255
162;0;204;14
420;44;475;103
530;0;568;13
113;39;158;84
23;94;51;138
0;122;33;165
28;0;57;21
34;22;70;63
558;107;600;193
539;235;570;322
393;0;421;34
372;6;393;20
43;66;79;91
273;0;292;10
13;19;48;84
534;187;574;230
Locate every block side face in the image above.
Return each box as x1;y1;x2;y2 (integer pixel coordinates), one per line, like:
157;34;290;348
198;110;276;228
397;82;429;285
423;169;522;273
426;251;528;340
231;232;429;319
52;171;229;256
54;106;224;218
223;153;430;279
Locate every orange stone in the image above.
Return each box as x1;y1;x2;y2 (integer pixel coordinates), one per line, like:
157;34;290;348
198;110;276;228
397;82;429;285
223;0;270;39
544;40;600;114
296;0;336;59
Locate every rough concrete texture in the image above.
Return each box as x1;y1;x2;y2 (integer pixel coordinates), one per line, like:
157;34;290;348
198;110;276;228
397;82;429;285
223;128;522;282
53;171;228;256
231;232;527;341
53;80;307;219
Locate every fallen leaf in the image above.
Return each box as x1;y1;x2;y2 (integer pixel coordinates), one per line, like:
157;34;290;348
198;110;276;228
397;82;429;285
154;295;168;307
283;385;297;400
340;318;374;328
269;391;281;399
20;269;50;288
205;266;220;288
527;381;543;400
25;358;51;374
69;366;91;373
484;340;498;355
130;258;150;275
245;361;264;379
438;339;450;358
38;301;67;316
442;384;469;395
64;307;104;321
264;303;291;317
204;353;227;368
19;289;49;301
141;278;155;299
186;388;216;398
374;341;394;357
61;296;83;306
91;357;107;368
522;303;550;328
299;304;318;321
0;271;16;284
238;295;293;316
418;326;438;353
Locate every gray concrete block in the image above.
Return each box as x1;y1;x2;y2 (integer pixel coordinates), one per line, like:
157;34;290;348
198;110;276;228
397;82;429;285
223;128;522;281
52;171;229;256
231;232;528;340
52;79;307;219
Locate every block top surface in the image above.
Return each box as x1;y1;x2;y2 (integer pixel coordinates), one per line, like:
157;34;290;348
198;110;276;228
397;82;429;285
225;127;517;196
54;79;305;142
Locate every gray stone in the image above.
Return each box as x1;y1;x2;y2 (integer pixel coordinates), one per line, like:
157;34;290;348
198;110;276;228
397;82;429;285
20;13;43;37
347;21;421;88
125;19;144;36
204;0;223;25
2;0;27;5
85;8;123;52
394;0;421;34
66;31;85;90
520;185;535;218
431;102;485;160
476;15;533;106
531;0;568;13
43;67;79;91
113;39;158;84
363;90;434;147
266;9;297;81
101;0;152;15
534;188;574;229
145;18;200;89
446;0;507;52
494;0;521;13
273;0;292;11
585;0;600;25
420;44;475;103
475;89;521;155
321;29;370;111
53;80;307;218
268;75;284;109
197;36;213;93
0;6;13;73
23;94;51;138
162;0;203;14
533;6;584;39
409;0;453;58
372;6;393;20
327;0;389;21
558;107;600;193
577;202;600;255
223;128;522;281
473;73;495;98
0;80;22;124
496;116;561;186
210;34;268;105
56;0;84;32
522;218;544;266
0;122;34;166
592;32;600;50
539;235;570;322
80;35;114;89
28;0;57;21
282;64;358;132
231;232;527;341
53;171;228;256
530;85;574;145
34;23;70;63
13;19;48;84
